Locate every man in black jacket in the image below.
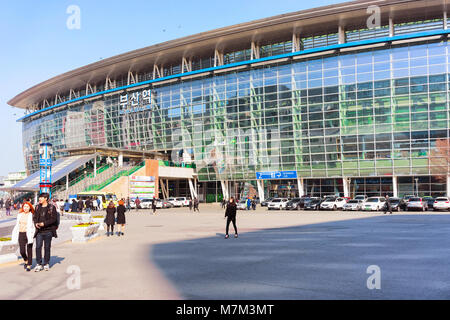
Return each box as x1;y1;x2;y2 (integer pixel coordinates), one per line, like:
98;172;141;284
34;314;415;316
383;195;392;215
224;197;238;239
33;193;58;272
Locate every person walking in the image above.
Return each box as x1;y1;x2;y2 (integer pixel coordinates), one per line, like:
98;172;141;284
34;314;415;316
96;197;101;211
224;197;238;239
0;198;3;210
152;198;157;215
33;193;58;272
252;198;257;210
5;199;11;216
126;197;131;212
189;198;193;211
11;201;35;272
105;201;116;237
383;195;392;215
135;197;141;211
246;197;251;210
193;197;199;212
116;200;126;236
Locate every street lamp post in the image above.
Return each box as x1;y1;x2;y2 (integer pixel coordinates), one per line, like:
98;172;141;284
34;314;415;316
415;178;419;197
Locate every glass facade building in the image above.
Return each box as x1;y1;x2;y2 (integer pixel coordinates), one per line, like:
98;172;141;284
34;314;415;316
12;1;450;199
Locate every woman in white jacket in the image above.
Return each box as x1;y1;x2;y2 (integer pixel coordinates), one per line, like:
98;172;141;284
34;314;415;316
11;202;35;272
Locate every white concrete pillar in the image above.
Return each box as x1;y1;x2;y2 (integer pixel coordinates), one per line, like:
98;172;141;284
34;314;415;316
389;17;394;37
297;178;305;197
338;25;346;44
444;11;448;30
118;153;123;167
257;180;265;202
188;179;197;199
220;180;229;200
343;177;350;198
94;157;97;177
446;175;450;197
66;175;69;190
393;176;398;198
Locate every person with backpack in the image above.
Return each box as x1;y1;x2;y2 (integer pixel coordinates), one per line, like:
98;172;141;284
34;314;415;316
224;197;238;239
33;193;59;272
11;202;35;272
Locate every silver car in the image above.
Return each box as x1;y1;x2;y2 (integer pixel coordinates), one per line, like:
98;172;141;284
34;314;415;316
343;199;363;211
406;197;428;211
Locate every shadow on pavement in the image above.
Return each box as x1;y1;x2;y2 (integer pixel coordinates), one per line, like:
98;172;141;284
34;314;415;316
151;214;450;300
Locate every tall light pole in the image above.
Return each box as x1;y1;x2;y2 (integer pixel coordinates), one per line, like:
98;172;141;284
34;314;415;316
415;178;419;197
39;143;53;198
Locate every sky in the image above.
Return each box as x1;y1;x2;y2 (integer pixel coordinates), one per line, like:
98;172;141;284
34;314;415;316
0;0;342;177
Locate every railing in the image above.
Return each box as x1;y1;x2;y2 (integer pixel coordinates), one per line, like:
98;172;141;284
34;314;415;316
158;160;196;169
84;161;145;192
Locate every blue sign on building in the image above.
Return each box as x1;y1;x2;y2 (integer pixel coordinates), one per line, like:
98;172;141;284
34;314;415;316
256;171;298;180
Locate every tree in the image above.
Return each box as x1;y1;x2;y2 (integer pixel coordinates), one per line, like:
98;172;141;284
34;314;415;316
429;138;450;183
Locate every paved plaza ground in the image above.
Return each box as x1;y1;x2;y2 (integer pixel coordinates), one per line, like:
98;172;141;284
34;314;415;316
0;204;450;299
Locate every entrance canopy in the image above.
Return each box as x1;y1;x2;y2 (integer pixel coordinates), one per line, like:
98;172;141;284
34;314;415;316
5;154;98;192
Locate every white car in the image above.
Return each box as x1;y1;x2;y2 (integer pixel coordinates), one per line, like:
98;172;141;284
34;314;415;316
166;197;182;207
362;197;386;211
176;197;190;207
140;198;154;209
343;199;363;211
268;198;289;210
433;197;450;211
320;197;347;210
236;200;247;210
354;195;368;202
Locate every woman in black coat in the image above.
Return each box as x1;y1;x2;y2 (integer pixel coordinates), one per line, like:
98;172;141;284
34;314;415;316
224;197;238;239
105;201;116;237
116;200;126;236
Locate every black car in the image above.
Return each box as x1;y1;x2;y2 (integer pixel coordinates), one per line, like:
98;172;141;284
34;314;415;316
387;197;404;212
423;197;435;211
285;198;302;210
304;198;322;210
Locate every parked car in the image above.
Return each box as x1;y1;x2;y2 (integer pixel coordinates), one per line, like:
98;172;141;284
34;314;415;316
176;197;190;207
402;195;416;203
236;199;247;210
354;195;368;202
304;198;322;210
343;199;363;211
423;197;435;211
319;196;347;210
433;197;450;211
261;197;274;207
285;198;302;210
406;197;428;211
268;198;289;210
166;197;182;207
362;197;386;211
140;198;154;209
156;199;174;209
387;197;404;212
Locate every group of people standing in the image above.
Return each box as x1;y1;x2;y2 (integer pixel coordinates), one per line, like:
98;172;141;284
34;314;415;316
0;198;13;216
104;200;126;237
63;197;102;213
10;193;59;272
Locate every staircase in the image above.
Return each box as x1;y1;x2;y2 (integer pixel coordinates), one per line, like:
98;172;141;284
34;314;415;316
53;165;126;200
85;162;144;192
